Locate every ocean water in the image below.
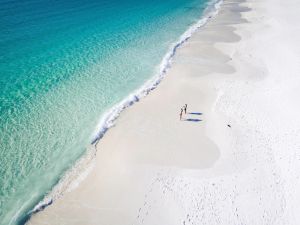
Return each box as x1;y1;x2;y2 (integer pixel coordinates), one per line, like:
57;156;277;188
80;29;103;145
0;0;216;224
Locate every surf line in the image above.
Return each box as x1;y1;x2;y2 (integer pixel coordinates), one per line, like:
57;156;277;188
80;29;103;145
91;0;223;147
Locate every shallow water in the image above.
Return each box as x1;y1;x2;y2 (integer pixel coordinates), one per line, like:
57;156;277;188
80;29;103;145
0;0;212;224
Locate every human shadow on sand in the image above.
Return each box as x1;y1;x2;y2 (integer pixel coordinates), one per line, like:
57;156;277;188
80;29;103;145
188;112;202;115
185;118;202;122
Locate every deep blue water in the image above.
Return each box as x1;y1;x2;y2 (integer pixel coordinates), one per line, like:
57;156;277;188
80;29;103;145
0;0;211;224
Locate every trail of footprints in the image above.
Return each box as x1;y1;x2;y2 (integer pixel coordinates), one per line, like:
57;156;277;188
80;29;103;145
132;126;295;225
133;169;240;225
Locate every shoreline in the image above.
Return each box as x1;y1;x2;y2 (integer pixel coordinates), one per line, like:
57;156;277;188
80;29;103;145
91;0;223;145
29;0;223;216
29;0;300;224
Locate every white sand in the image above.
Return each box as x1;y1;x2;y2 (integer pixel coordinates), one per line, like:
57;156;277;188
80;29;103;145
28;0;300;224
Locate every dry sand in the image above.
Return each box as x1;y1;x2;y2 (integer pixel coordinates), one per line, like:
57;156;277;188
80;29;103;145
28;0;300;224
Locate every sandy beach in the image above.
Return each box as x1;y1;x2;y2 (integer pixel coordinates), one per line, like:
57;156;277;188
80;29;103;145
28;0;300;224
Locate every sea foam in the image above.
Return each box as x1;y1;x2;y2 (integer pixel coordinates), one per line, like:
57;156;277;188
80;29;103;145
90;0;222;145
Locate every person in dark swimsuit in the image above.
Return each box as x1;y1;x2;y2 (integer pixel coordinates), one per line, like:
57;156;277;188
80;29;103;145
184;104;187;114
180;108;183;120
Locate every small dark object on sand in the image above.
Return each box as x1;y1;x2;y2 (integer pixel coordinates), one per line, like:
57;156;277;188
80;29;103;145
227;124;231;128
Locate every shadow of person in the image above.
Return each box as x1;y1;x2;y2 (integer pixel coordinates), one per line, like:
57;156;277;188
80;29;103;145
188;112;202;115
185;118;202;122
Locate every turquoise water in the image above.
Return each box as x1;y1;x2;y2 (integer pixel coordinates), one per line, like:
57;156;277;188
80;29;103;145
0;0;213;224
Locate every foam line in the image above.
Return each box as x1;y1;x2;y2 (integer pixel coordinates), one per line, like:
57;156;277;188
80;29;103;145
91;0;223;145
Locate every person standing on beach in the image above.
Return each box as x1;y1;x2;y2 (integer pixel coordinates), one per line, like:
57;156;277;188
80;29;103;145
184;104;187;114
180;108;183;120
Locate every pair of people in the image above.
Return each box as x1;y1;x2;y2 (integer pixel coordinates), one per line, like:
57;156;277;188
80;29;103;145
180;104;187;120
